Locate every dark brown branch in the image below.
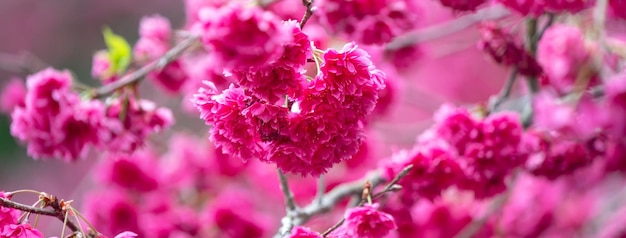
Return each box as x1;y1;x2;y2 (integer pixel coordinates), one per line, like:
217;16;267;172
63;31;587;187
299;0;315;29
93;35;200;98
0;196;79;232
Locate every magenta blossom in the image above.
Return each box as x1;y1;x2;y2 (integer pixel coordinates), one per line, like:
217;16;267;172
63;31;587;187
0;224;43;238
344;203;397;238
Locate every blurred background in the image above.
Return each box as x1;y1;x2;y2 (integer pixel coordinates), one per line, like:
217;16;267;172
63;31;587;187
0;0;514;235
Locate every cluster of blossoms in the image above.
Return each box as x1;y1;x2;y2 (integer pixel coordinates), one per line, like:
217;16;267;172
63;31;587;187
384;105;526;201
495;0;592;16
192;3;385;177
8;68;173;161
478;21;543;77
316;0;420;45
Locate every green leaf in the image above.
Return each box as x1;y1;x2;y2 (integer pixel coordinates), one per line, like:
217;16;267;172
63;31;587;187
102;26;132;74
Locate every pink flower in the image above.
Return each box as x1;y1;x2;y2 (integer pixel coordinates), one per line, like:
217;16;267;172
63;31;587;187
533;91;608;140
478;22;542;77
544;0;592;13
133;37;168;63
84;190;142;237
139;14;171;42
193;82;261;161
183;0;227;27
427;104;526;198
524;131;594;180
0;192;20;233
317;0;419;45
0;224;43;238
10;68;108;161
495;0;546;16
433;104;480;152
610;0;626;19
113;231;137;238
198;4;292;70
99;149;160;192
383;140;465;202
537;24;594;93
289;226;322;238
102;98;174;154
0;78;26;114
134;14;172;64
148;59;189;94
438;0;487;11
344;203;397;238
91;50;117;84
203;189;270;238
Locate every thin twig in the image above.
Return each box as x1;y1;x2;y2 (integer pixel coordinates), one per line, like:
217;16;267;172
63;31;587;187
0;197;79;232
278;169;297;212
490;67;519;112
385;5;511;51
320;165;413;237
316;175;325;206
299;0;315;29
93;35;200;98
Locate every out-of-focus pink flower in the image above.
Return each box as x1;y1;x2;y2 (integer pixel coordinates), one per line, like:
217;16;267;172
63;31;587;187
0;192;20;233
0;78;26;114
231;22;312;103
537;24;595;93
609;0;626;19
198;4;292;70
202;189;270;238
438;0;487;11
383;140;464;202
344;203;397;238
0;224;43;238
10;68;109;161
183;0;227;27
193;82;261;161
148;59;189;94
113;231;137;238
496;0;591;16
102;98;174;154
524;131;593;180
84;189;142;237
91;50;118;84
478;22;542;77
139;14;171;42
133;37;169;63
317;0;419;45
288;226;322;238
99;149;161;192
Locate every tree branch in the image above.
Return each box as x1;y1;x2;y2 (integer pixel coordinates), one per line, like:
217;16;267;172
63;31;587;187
385;5;511;51
320;165;413;237
92;35;200;98
0;196;79;233
299;0;315;29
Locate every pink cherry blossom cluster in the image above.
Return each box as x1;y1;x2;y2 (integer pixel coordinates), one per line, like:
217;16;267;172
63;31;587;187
316;0;420;45
384;105;526;200
192;3;385;177
7;68;173;161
